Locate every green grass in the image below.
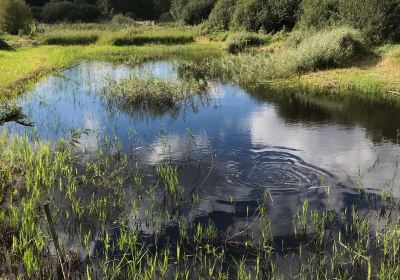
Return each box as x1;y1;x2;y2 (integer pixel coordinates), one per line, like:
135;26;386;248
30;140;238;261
41;31;99;45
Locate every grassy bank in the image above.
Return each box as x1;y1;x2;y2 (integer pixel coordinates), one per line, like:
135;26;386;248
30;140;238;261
1;24;400;100
190;28;400;100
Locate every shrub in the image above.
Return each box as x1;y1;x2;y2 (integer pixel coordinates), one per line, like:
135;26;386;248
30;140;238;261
111;14;136;25
338;0;400;44
293;27;366;71
125;12;136;19
0;37;10;50
171;0;216;25
181;0;217;25
206;0;237;31
0;0;32;35
30;6;42;21
66;4;102;22
297;0;339;30
231;0;300;32
158;12;174;23
226;32;270;53
297;0;400;44
41;1;101;23
170;0;188;21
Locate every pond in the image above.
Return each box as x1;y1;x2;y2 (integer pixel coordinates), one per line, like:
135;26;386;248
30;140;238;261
2;60;399;278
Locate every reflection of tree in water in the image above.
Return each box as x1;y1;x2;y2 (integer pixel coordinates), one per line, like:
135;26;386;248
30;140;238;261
0;104;33;126
246;85;400;143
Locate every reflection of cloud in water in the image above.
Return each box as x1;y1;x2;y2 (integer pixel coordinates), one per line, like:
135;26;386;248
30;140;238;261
75;111;101;151
249;106;400;196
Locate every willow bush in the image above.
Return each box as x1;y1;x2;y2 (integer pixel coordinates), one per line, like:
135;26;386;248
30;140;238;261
231;0;300;32
0;0;32;35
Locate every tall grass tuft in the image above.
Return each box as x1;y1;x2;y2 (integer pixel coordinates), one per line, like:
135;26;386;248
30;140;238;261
103;74;208;109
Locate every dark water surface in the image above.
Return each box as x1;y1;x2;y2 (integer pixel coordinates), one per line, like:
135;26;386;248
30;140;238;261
2;60;399;239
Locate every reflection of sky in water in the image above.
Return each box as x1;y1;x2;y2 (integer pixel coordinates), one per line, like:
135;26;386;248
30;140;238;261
2;60;399;236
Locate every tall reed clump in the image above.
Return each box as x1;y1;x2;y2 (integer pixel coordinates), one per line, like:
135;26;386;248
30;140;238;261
291;26;365;71
103;75;208;109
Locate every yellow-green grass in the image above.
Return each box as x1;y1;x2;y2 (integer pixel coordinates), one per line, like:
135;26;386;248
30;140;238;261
298;45;400;97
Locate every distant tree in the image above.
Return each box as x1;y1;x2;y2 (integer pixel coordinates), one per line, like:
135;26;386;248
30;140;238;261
41;1;101;23
297;0;339;30
207;0;238;30
231;0;300;32
338;0;400;44
0;0;32;34
171;0;216;24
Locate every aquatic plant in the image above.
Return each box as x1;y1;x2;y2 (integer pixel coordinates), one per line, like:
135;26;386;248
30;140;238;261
103;74;208;109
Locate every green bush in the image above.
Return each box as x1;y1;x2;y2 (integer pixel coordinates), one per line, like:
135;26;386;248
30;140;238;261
293;27;366;71
297;0;339;30
297;0;400;44
207;0;237;31
0;37;10;50
111;14;136;25
171;0;216;25
158;12;174;23
231;0;300;32
30;6;42;21
182;0;217;25
0;0;32;35
338;0;400;44
41;1;101;23
226;32;270;53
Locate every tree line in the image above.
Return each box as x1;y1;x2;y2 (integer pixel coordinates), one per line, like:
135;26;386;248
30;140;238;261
1;0;400;45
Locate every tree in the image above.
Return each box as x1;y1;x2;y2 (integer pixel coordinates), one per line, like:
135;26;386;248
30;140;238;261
231;0;300;32
0;0;32;35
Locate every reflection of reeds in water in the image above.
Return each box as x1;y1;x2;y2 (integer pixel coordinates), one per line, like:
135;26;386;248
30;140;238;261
0;129;399;279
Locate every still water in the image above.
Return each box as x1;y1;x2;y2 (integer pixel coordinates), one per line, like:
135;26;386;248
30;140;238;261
2;60;399;238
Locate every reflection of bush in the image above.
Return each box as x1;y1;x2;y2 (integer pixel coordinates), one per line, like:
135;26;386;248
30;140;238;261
0;104;32;126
